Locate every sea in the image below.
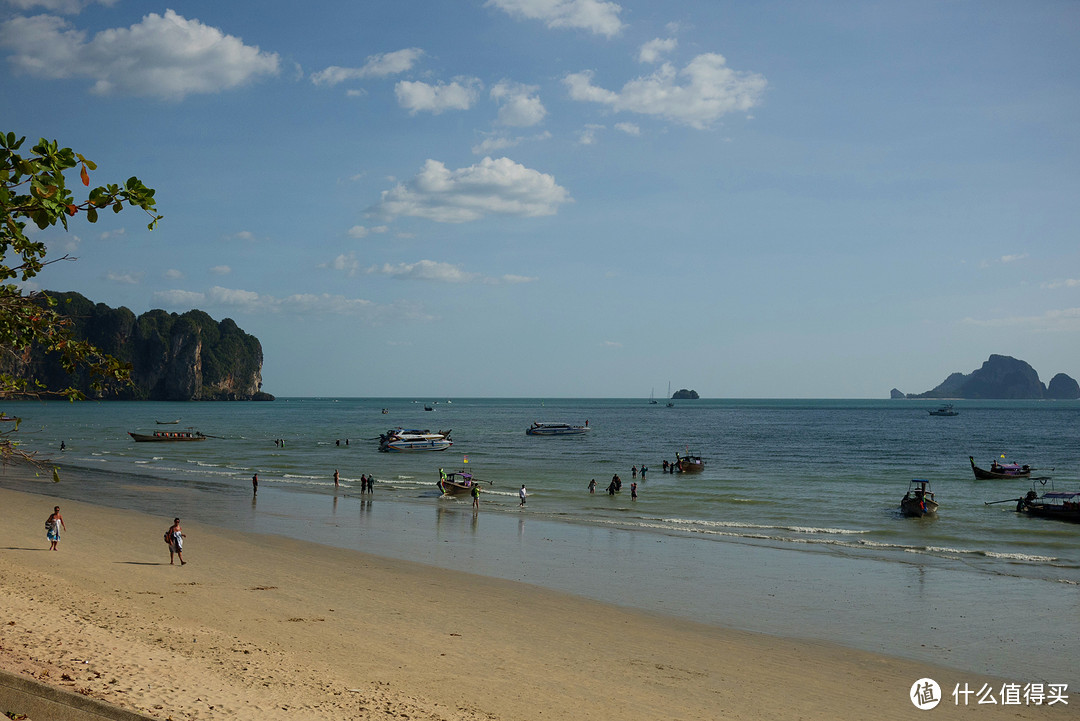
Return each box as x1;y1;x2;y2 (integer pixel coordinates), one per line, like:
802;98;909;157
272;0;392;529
3;397;1079;685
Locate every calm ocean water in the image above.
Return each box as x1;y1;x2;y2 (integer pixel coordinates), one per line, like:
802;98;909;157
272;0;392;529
3;397;1079;679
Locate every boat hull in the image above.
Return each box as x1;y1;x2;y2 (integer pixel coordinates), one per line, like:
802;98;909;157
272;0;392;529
969;456;1030;480
383;439;453;452
526;424;589;436
900;497;938;517
129;431;205;442
676;458;705;473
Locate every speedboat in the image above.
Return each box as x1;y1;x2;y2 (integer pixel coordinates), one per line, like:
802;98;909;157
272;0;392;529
928;404;958;416
379;428;452;452
900;479;938;517
525;422;590;436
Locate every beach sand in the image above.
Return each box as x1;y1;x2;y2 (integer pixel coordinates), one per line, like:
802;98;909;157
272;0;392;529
0;484;1070;720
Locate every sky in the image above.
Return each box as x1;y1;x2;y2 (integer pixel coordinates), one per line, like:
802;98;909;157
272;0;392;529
2;0;1079;398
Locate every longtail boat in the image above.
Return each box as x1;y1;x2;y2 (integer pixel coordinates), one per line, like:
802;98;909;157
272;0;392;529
970;456;1030;480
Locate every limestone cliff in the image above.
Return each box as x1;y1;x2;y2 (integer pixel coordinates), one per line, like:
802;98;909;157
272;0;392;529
898;355;1078;400
14;291;272;401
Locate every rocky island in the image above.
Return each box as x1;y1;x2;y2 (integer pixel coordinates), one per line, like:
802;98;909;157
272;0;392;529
671;388;700;400
6;291;272;401
893;355;1078;400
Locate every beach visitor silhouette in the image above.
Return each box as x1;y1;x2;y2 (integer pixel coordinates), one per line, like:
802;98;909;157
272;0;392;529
519;484;528;506
46;506;66;550
333;469;339;489
166;518;186;565
472;482;480;509
252;473;258;496
588;479;596;494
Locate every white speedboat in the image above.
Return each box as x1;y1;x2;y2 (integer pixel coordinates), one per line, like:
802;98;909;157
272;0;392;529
526;422;590;436
379;428;452;452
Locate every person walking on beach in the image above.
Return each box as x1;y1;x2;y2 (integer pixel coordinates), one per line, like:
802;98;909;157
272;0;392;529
588;479;596;494
333;469;339;489
45;506;66;550
166;518;186;565
519;484;528;506
360;474;367;494
472;482;481;510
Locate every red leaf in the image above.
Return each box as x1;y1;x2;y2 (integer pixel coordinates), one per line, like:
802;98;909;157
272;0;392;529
66;204;78;216
80;164;90;186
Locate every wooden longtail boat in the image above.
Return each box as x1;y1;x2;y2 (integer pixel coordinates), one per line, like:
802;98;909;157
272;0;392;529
900;479;938;517
970;456;1031;480
129;430;206;442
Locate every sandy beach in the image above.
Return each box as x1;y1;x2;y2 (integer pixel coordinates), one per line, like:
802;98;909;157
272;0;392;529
0;482;1072;720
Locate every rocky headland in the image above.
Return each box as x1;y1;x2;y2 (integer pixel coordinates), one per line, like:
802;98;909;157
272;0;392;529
7;291;272;401
893;355;1078;400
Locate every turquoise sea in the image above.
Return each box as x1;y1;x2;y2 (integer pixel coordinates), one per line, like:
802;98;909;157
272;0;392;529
3;397;1079;684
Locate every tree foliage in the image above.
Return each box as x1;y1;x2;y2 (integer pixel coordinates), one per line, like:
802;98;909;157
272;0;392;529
1;130;161;465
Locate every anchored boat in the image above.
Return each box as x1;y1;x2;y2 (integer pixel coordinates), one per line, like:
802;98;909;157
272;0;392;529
900;479;938;517
526;421;590;436
379;428;452;452
970;456;1031;480
129;430;205;442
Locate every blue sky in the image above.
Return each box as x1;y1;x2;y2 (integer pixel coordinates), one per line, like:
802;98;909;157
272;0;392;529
3;0;1078;398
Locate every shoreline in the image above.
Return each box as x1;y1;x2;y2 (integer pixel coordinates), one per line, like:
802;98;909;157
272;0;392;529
0;481;1073;720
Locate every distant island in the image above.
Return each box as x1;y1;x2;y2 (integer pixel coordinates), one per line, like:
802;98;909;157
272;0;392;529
671;388;700;400
891;355;1078;400
4;291;273;401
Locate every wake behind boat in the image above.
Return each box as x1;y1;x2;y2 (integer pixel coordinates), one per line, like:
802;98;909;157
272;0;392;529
969;456;1031;480
379;428;452;452
526;421;590;436
129;430;205;442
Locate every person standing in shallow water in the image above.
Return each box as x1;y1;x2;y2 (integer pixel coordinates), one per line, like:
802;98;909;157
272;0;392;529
252;473;258;496
472;482;480;510
46;506;66;550
333;469;339;489
519;484;528;506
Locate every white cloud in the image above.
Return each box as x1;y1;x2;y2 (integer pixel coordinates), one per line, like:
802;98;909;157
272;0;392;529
603;340;622;348
577;124;604;145
325;253;360;276
6;0;117;13
310;48;423;86
151;286;434;323
614;121;640;136
1042;278;1080;289
209;265;231;275
962;308;1080;332
104;270;141;284
564;53;766;129
226;231;255;241
638;37;676;64
98;227;126;240
164;268;184;279
371;156;571;223
471;131;551;155
1000;253;1028;263
367;259;538;285
487;0;625;37
491;80;546;127
0;10;280;100
347;224;389;239
395;77;481;114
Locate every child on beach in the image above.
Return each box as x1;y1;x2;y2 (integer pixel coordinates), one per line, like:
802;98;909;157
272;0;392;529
46;506;66;550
